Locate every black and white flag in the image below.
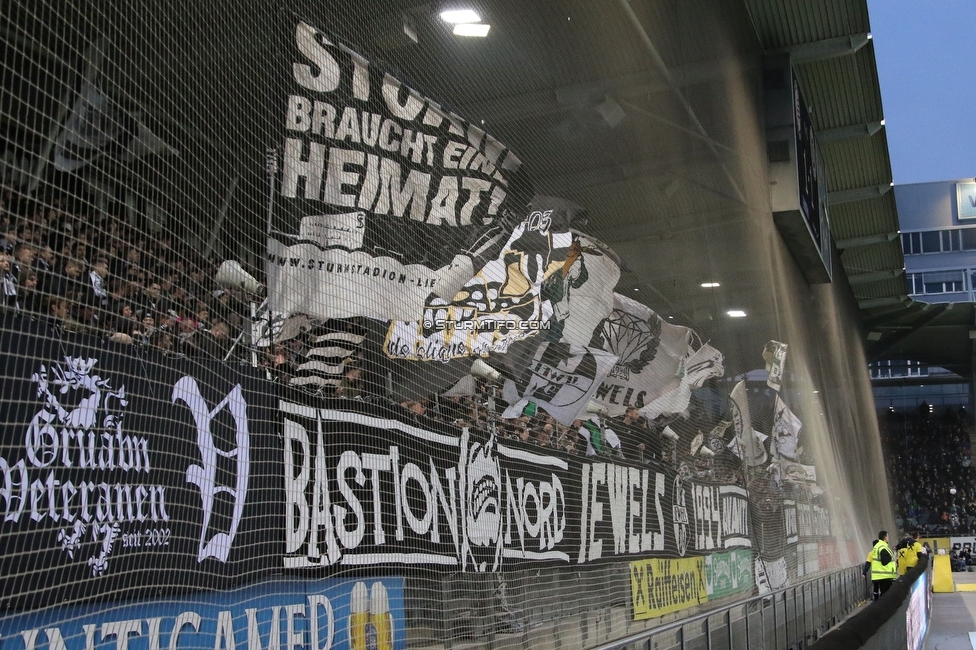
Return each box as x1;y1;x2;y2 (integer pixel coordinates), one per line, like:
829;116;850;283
542;233;620;346
289;324;366;390
728;380;767;466
763;341;788;392
501;341;617;425
54;78;176;172
585;293;725;417
780;460;817;483
385;216;570;360
268;19;532;323
772;395;802;460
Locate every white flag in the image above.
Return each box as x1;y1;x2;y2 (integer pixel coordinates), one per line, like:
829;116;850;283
772;395;802;460
442;374;478;397
763;341;788;392
501;342;617;425
726;430;768;465
639;342;725;420
589;293;725;417
729;380;766;466
543;234;620;346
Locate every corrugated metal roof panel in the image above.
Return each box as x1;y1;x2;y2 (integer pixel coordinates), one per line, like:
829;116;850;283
842;240;905;279
794;46;884;129
853;276;909;300
828;193;898;240
744;0;906;312
822;134;891;191
743;0;869;50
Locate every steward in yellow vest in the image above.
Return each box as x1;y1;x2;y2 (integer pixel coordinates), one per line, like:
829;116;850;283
869;531;896;599
897;533;924;576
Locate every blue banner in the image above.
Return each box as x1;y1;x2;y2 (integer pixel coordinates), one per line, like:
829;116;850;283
0;577;405;650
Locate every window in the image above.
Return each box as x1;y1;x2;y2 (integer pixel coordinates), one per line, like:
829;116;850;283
919;270;965;294
903;228;971;254
921;231;941;253
943;230;962;251
962;228;976;251
906;273;921;295
902;232;920;254
908;271;967;295
870;360;929;379
923;280;964;293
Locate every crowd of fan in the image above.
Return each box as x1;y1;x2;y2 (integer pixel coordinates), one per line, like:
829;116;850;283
0;187;811;492
0;187;690;466
398;387;697;466
414;394;668;459
0;185;714;469
0;186;252;359
885;404;976;535
394;382;753;485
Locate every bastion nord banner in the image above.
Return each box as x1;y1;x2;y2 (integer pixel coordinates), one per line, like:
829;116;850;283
278;397;759;572
0;326;832;611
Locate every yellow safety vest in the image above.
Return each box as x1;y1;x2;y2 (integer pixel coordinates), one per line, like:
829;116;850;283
907;541;923;567
871;539;897;581
898;541;922;575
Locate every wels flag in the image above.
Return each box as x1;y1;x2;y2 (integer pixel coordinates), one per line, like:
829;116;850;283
501;342;617;425
586;294;725;418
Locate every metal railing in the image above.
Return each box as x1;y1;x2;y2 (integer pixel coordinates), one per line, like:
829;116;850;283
832;560;931;650
589;565;869;650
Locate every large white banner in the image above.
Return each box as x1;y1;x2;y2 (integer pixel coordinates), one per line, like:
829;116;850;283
267;230;441;321
270;20;531;323
384;217;571;360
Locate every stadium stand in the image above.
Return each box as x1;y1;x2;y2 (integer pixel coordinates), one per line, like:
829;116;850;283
0;0;915;648
883;411;975;535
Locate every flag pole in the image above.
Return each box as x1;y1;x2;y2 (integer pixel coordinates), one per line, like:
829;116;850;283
264;147;278;360
266;147;277;239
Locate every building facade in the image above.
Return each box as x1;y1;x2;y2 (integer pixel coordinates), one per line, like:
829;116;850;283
897;180;976;303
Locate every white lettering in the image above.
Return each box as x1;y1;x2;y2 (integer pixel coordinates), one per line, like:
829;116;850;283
284;419;310;554
293;22;341;93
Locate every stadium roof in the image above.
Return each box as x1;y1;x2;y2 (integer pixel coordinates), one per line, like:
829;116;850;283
744;0;905;311
744;0;975;378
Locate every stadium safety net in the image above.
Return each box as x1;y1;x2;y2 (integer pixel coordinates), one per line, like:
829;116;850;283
0;1;892;649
